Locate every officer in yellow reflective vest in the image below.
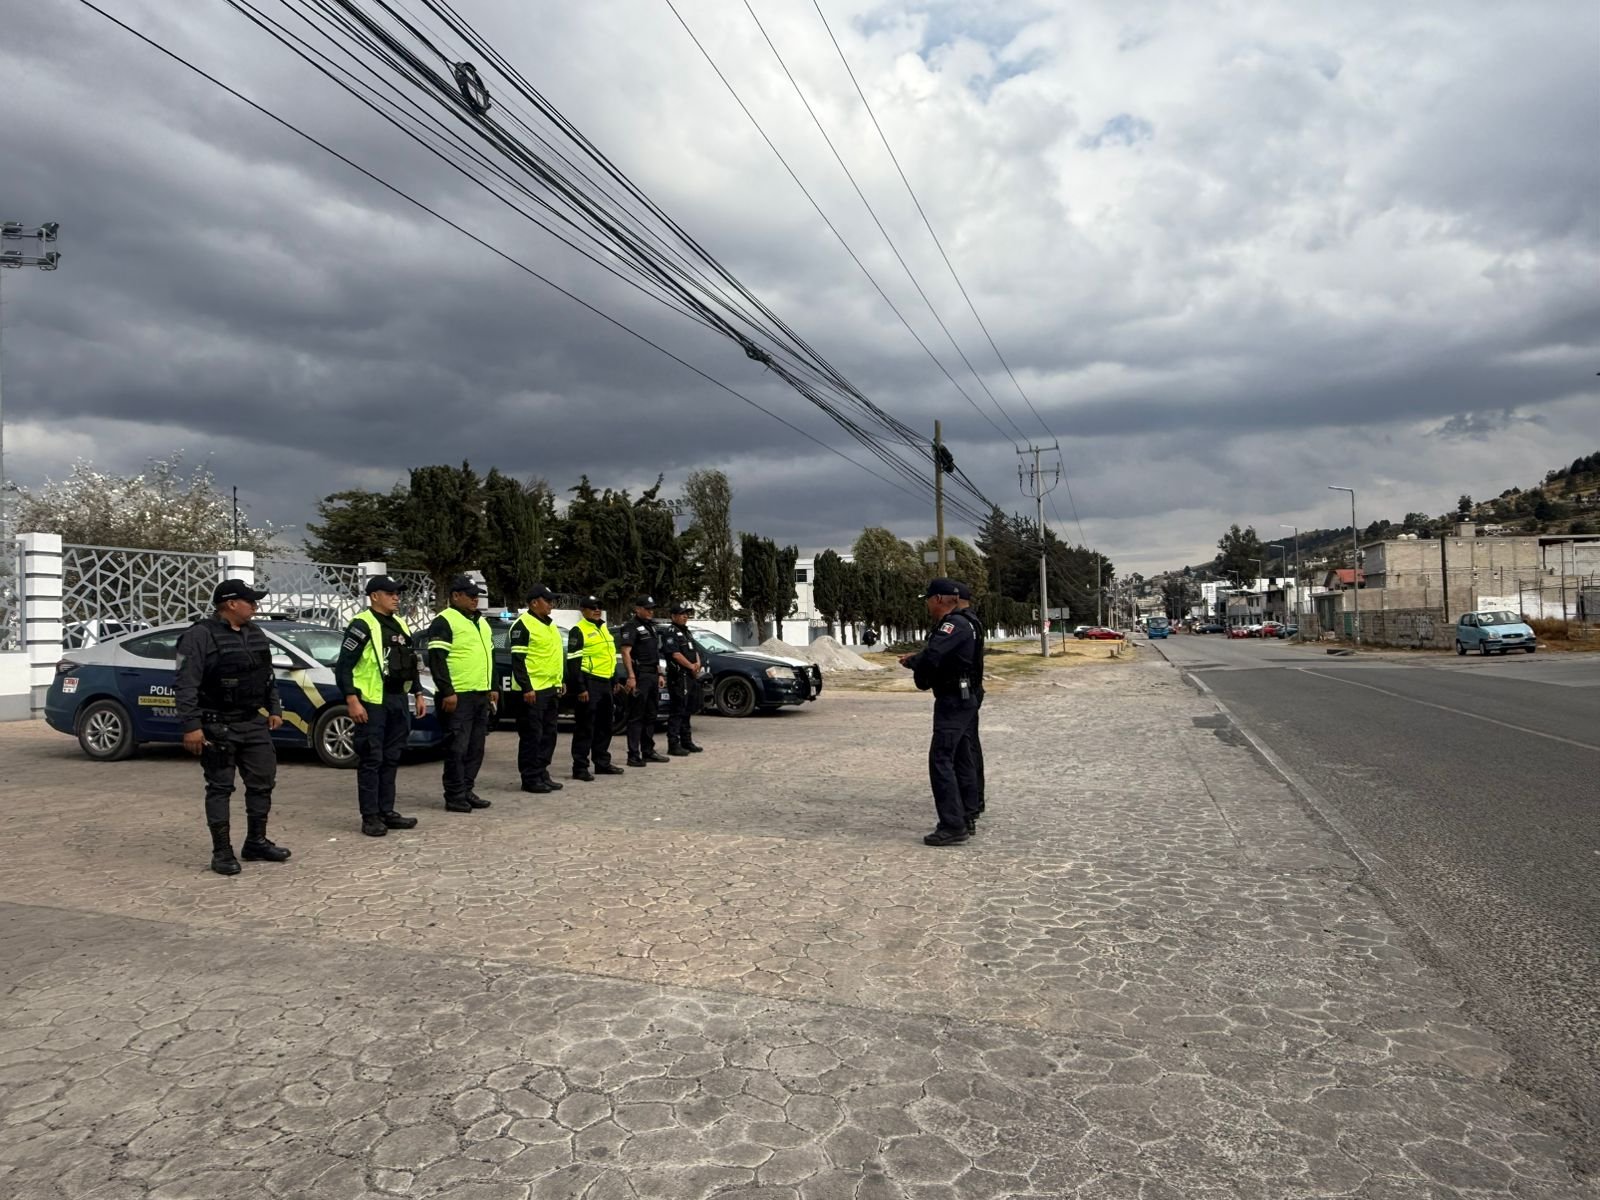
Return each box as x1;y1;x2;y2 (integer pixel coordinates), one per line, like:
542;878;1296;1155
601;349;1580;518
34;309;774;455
509;583;565;793
425;574;498;813
564;595;624;782
335;575;425;837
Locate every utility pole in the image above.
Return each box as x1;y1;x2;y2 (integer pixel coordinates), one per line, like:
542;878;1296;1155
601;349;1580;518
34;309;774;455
1017;443;1060;657
0;221;61;555
932;421;947;576
1280;524;1301;640
1329;485;1360;646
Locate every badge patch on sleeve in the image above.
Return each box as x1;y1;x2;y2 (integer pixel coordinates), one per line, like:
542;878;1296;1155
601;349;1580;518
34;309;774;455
940;622;956;634
343;637;361;651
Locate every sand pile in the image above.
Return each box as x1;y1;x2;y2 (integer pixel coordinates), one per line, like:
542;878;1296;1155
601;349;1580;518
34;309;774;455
759;634;884;672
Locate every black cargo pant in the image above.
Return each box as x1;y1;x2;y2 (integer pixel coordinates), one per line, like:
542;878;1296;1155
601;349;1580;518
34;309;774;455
964;699;985;814
201;712;277;827
516;690;561;786
570;675;615;770
355;692;410;816
666;670;698;747
439;691;491;803
625;674;659;759
928;695;979;835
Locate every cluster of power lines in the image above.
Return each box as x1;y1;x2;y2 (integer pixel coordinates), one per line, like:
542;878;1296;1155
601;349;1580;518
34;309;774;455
79;0;1097;579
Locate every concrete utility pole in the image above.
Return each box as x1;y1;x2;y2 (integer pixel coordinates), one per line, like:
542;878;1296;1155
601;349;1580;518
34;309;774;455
1280;524;1301;640
0;221;62;549
1329;485;1360;646
932;421;947;576
1017;443;1060;657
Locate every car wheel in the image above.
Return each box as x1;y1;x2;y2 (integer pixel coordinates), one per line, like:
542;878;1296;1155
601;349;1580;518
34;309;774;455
1480;642;1491;657
1455;640;1466;656
77;698;135;762
312;704;358;769
714;676;758;718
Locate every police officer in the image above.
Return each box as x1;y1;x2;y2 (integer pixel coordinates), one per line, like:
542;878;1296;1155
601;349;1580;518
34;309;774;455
426;574;498;812
904;578;980;846
618;595;668;767
565;596;624;781
952;580;986;825
175;579;291;875
661;602;704;756
336;575;424;838
510;583;565;794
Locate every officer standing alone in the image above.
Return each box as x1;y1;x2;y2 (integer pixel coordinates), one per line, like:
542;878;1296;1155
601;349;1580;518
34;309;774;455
618;595;669;767
336;575;424;838
510;584;565;794
662;602;705;756
904;578;981;846
174;579;292;875
565;596;625;782
427;575;498;812
953;580;986;824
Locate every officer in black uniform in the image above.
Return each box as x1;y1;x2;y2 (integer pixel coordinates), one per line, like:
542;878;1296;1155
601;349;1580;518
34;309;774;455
334;575;424;838
662;602;705;756
903;578;980;845
565;596;624;782
953;580;986;824
617;595;669;767
174;579;292;875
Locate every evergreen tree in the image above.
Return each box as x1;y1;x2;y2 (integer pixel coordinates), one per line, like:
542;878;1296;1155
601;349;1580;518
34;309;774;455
739;533;780;642
303;486;408;564
812;548;844;635
404;462;485;599
1216;524;1266;588
480;470;554;607
683;468;737;619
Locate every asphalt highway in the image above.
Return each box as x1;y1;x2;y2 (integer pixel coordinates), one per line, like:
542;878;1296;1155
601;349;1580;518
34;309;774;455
1153;633;1600;1163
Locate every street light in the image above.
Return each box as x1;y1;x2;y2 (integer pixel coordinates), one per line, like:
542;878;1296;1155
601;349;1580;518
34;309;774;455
1;218;62;569
1280;524;1301;640
1328;485;1360;646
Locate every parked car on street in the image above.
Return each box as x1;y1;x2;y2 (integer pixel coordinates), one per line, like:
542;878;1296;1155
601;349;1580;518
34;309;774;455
688;627;822;716
1274;624;1300;639
1455;610;1536;656
44;620;445;768
1081;627;1123;640
1257;621;1284;639
1197;622;1224;634
1071;625;1093;639
1227;625;1252;639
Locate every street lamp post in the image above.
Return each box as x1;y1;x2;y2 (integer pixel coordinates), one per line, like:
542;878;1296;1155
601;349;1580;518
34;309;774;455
1279;524;1301;640
1328;485;1360;646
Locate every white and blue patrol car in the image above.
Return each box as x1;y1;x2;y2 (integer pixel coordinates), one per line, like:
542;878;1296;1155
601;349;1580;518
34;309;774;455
44;619;445;767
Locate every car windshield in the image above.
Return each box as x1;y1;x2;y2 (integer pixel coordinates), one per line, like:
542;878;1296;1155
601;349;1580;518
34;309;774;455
1476;611;1519;626
691;628;739;652
272;627;344;667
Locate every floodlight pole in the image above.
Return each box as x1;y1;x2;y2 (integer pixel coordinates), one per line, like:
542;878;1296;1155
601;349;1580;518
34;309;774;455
0;220;62;551
1329;485;1360;646
1018;443;1060;656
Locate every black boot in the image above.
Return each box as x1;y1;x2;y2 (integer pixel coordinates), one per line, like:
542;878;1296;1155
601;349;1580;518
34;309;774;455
522;779;554;794
684;740;704;753
361;814;388;837
382;811;418;829
667;741;690;757
644;751;670;764
572;766;595;782
594;763;625;775
209;822;240;876
540;772;564;791
241;814;291;863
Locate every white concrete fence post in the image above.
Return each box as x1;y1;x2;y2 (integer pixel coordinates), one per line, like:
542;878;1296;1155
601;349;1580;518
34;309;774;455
217;549;256;587
21;532;64;716
358;561;386;590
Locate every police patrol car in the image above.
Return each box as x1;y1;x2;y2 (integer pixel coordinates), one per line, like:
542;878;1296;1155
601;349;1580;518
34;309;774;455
45;619;445;767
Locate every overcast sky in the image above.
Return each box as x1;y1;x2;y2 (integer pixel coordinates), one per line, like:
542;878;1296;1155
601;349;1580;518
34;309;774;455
3;0;1596;575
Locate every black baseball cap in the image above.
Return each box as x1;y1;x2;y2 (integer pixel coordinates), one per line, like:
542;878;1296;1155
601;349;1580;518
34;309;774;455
953;580;973;601
214;579;267;605
448;574;484;597
923;578;960;598
670;601;694;614
525;583;555;603
578;595;603;609
365;574;405;595
634;595;658;608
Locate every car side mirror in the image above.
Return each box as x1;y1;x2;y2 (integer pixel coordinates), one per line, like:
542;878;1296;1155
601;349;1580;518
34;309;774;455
270;653;296;670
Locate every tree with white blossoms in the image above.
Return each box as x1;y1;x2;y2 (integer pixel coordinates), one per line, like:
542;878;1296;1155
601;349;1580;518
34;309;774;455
15;454;277;553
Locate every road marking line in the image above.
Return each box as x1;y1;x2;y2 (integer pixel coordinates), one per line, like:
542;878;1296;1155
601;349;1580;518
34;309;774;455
1298;670;1600;752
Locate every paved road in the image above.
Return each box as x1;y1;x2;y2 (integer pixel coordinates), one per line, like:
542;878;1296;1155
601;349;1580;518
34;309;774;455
1154;633;1600;1161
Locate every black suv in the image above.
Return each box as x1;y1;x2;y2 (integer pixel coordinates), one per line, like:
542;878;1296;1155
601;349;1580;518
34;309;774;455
670;624;822;717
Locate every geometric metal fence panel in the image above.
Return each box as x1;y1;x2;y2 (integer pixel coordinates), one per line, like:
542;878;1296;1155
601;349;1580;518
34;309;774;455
255;557;368;628
60;544;221;640
0;542;20;652
394;569;438;630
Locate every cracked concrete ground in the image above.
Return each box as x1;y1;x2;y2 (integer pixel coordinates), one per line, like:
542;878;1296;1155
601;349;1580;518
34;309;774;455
0;656;1590;1198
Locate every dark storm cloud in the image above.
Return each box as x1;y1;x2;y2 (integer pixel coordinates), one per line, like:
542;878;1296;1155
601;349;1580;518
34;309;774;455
3;1;1596;574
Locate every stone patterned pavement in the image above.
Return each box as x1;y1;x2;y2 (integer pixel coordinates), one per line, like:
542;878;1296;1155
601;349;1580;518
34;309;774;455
0;655;1590;1198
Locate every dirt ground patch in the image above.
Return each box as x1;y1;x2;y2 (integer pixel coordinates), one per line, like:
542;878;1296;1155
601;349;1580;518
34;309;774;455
825;639;1134;692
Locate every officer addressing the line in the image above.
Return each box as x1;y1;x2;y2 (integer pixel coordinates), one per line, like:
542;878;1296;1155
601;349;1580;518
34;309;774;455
336;574;424;838
901;577;981;846
510;583;565;794
565;595;624;782
662;601;705;756
427;574;498;813
174;579;291;876
618;594;669;767
952;579;987;821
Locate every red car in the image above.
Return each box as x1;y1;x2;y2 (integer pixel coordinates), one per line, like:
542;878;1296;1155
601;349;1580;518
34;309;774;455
1227;626;1251;639
1257;622;1284;638
1082;627;1123;640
